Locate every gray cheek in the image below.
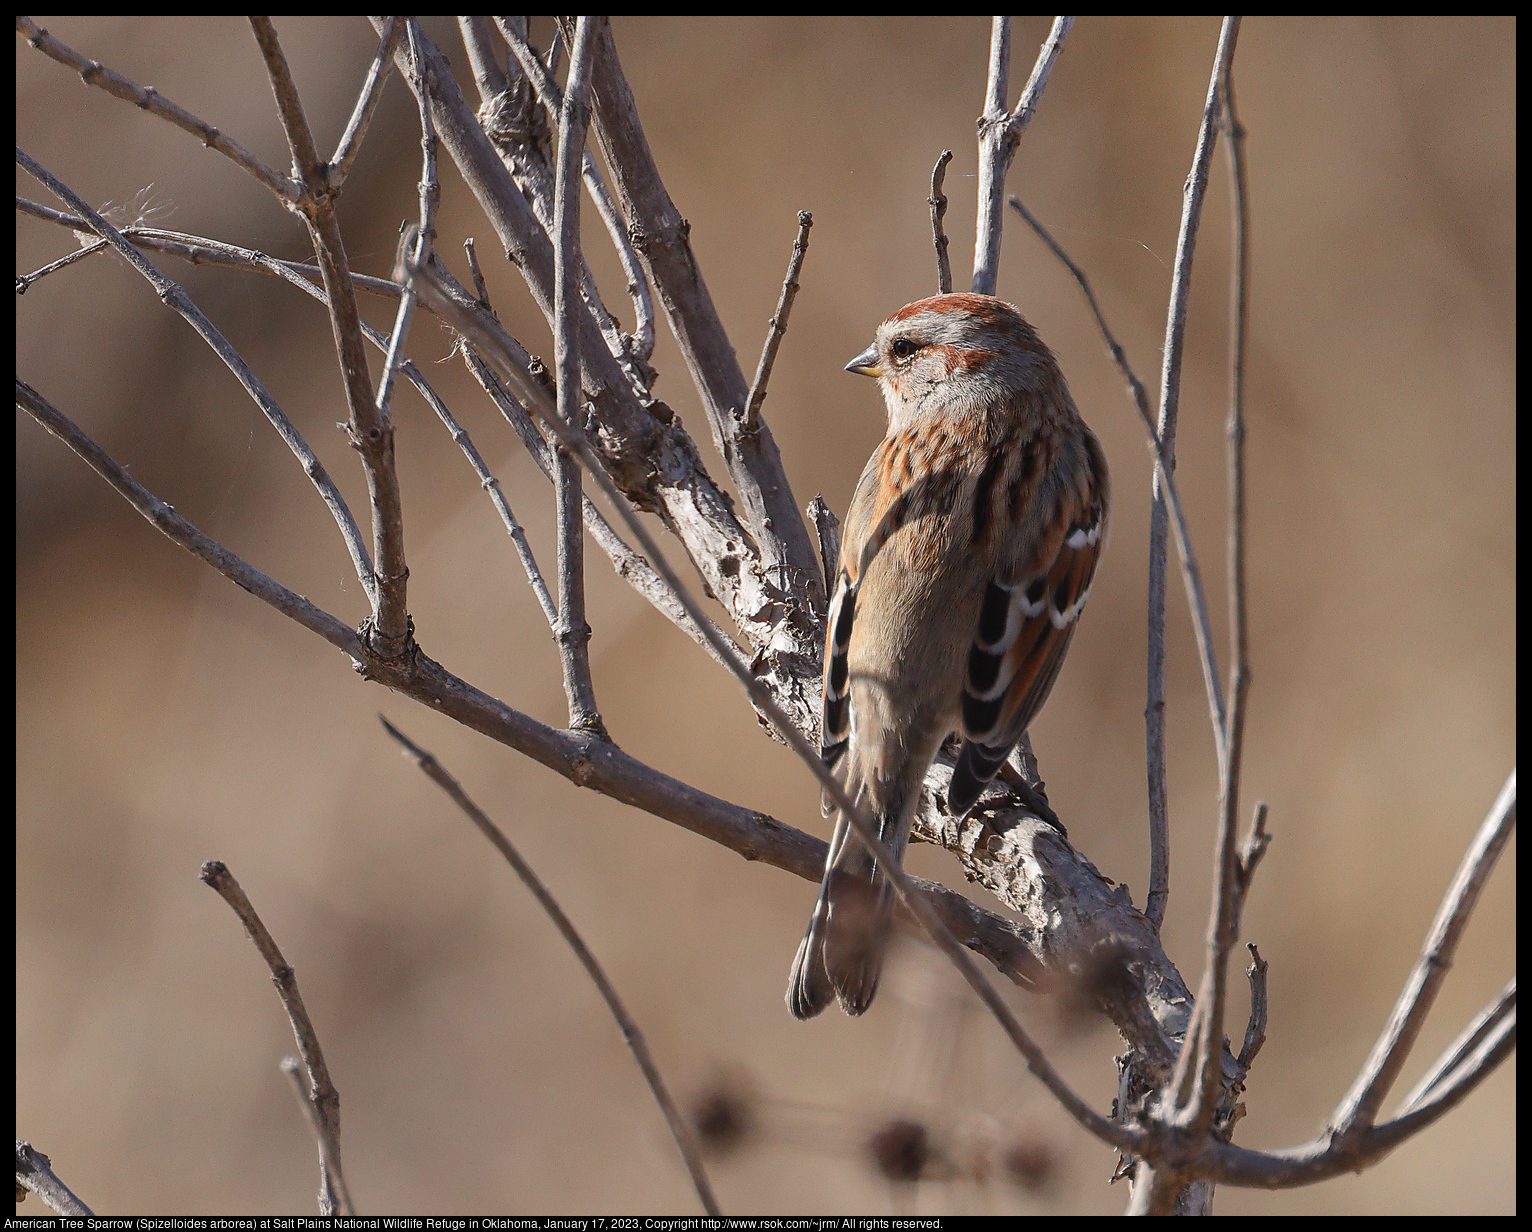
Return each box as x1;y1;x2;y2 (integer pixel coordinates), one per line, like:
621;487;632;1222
909;374;947;413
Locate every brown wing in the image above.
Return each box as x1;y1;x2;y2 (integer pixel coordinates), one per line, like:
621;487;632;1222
947;431;1108;819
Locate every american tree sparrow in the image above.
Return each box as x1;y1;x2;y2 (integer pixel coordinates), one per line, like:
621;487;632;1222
787;293;1110;1019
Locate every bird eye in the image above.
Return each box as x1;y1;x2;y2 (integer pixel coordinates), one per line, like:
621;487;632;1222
890;337;919;361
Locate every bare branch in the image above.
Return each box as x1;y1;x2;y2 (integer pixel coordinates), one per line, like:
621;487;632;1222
326;16;406;188
374;21;787;674
279;1058;348;1217
1145;6;1240;796
15;15;300;203
971;15;1012;297
552;16;605;735
1397;978;1516;1117
247;17;326;189
381;718;720;1216
971;16;1072;295
1192;995;1515;1188
468;18;647;394
1008;194;1224;933
1237;943;1268;1070
1330;768;1516;1138
456;15;509;100
1220;42;1254;802
1141;17;1241;943
14;148;378;610
1364;1006;1516;1146
497;17;657;365
742;210;813;432
200;861;353;1216
807;495;841;615
929;149;954;294
16;201;407;299
574;19;824;611
373;23;441;433
251;16;411;657
15;234;110;289
1167;22;1249;1146
1232;800;1270;938
15;1141;93;1217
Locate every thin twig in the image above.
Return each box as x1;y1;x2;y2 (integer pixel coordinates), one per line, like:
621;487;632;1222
380;718;721;1216
1164;14;1245;1144
373;21;439;425
327;16;406;189
1329;769;1516;1139
248;17;325;189
250;16;411;657
971;16;1072;295
15;1141;93;1217
1183;1013;1516;1187
551;16;605;736
1141;16;1240;938
15;236;109;290
807;495;841;622
742;211;813;432
14;149;378;606
1361;1008;1516;1148
1220;46;1253;796
411;363;561;628
573;19;823;609
200;860;353;1216
498;18;657;365
463;236;491;306
16;201;407;299
15;15;300;204
1206;53;1258;1100
1231;800;1269;939
1398;978;1515;1118
929;149;954;294
1009;194;1224;931
971;15;1011;298
1237;943;1268;1070
279;1058;350;1216
486;17;654;389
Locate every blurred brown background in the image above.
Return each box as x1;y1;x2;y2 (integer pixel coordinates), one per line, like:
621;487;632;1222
16;16;1514;1216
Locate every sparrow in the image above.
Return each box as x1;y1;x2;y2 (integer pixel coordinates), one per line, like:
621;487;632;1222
787;292;1109;1018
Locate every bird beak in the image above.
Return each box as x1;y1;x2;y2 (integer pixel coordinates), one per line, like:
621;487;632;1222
844;345;882;378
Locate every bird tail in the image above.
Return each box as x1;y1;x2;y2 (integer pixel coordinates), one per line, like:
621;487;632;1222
786;783;907;1018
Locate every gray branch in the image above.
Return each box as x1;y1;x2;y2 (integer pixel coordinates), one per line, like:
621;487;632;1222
971;16;1072;295
571;19;825;616
201;861;354;1216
